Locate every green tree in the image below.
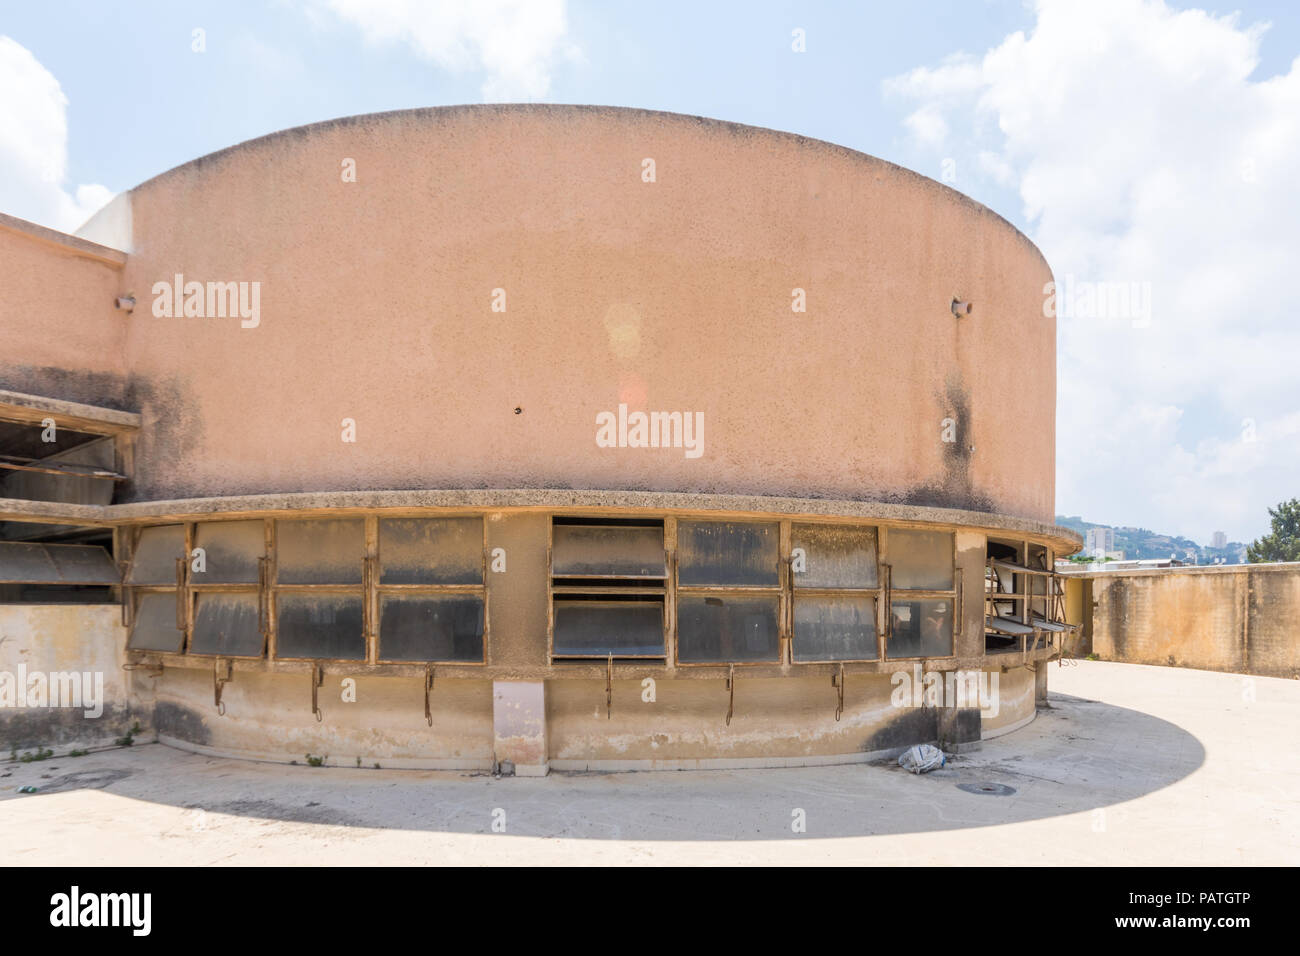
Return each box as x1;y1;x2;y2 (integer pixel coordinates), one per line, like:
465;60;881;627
1246;498;1300;563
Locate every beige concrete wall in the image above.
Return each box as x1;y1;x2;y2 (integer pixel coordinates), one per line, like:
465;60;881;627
1088;564;1300;678
979;664;1035;737
0;604;140;752
150;668;494;769
75;105;1056;520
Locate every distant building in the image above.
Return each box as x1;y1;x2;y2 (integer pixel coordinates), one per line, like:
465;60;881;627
1211;531;1228;549
1086;527;1115;556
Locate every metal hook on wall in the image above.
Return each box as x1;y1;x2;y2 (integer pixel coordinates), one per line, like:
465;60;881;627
311;664;324;722
213;658;232;716
725;664;735;726
606;653;614;720
424;665;435;727
832;662;845;722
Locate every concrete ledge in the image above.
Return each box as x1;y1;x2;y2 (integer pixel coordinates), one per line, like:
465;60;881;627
981;708;1036;740
156;735;494;772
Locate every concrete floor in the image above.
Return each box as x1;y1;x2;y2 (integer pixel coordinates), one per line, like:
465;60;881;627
1;660;1296;865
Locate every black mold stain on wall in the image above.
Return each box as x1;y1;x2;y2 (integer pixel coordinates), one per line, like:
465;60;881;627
0;701;135;752
153;700;212;746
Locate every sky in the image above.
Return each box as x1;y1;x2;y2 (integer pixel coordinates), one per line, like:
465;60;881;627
2;0;1297;545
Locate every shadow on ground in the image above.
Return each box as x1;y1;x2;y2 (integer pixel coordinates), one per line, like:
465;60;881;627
0;691;1204;841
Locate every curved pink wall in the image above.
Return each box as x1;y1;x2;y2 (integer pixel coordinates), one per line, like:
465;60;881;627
17;106;1059;523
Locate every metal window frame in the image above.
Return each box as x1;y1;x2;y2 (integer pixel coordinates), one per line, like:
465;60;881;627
787;521;883;665
880;526;961;661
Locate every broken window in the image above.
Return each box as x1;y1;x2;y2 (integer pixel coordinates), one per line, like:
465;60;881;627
885;529;956;659
888;599;954;659
549;518;665;660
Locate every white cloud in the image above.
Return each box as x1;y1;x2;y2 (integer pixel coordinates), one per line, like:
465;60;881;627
885;0;1300;544
315;0;579;100
0;36;112;232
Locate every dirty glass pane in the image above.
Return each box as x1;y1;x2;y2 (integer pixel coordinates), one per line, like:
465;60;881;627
127;590;184;652
126;524;185;586
887;599;954;659
677;521;779;588
275;593;365;660
551;525;666;578
190;592;263;657
379;517;483;585
0;542;118;585
552;599;665;657
676;594;780;663
889;530;954;590
192;520;264;584
793;595;878;661
378;594;484;662
791;525;878;589
276;519;364;585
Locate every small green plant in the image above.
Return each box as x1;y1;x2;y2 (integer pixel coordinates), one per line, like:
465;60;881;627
8;748;15;762
68;749;88;758
305;753;326;768
355;757;361;768
115;720;144;748
1086;653;1099;661
19;748;54;763
373;763;380;769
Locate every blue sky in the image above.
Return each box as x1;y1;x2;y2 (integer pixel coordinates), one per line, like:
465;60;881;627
3;1;1298;544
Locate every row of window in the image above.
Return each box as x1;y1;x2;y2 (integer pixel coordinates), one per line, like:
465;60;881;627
125;516;959;664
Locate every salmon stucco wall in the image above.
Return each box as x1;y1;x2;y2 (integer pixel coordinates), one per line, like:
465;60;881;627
47;105;1059;522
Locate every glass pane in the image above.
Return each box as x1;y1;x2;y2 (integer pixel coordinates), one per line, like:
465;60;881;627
551;524;666;578
128;591;184;652
793;595;878;661
275;593;365;659
676;594;780;663
887;599;954;659
791;525;878;589
677;521;779;588
379;517;483;585
889;530;954;590
193;521;264;584
552;600;665;657
126;525;185;586
379;594;484;662
276;519;364;585
191;592;263;657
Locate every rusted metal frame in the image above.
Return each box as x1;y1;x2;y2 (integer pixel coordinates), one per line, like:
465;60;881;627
549;584;665;595
424;665;435;726
779;519;792;665
183;580;266;662
831;662;846;721
265;519;277;660
365;515;378;665
0;453;126;480
177;522;194;652
725;663;735;726
664;516;678;669
311;663;324;721
606;653;614;719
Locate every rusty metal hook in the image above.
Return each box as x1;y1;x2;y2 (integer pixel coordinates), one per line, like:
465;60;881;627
214;659;232;716
725;664;735;726
424;665;435;727
311;664;324;722
832;662;845;721
606;653;614;720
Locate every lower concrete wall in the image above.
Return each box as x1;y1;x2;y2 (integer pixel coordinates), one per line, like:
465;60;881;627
150;669;495;770
0;604;142;753
1084;564;1300;678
